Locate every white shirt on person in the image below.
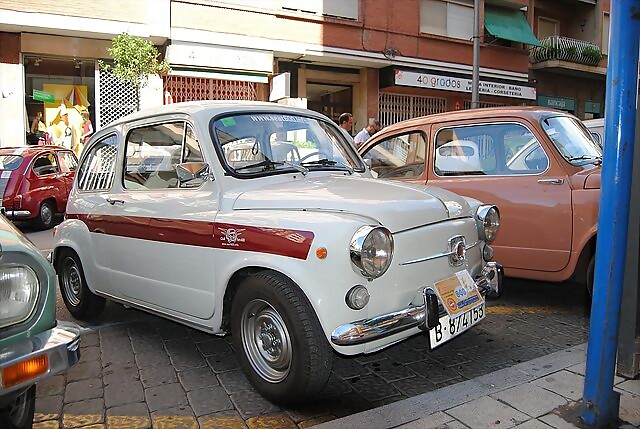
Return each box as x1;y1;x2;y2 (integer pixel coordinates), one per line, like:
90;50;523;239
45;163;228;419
354;128;371;147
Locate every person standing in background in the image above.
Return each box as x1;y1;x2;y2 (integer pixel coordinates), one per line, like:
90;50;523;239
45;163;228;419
54;105;73;149
338;112;354;145
31;111;46;134
354;118;381;149
77;110;93;157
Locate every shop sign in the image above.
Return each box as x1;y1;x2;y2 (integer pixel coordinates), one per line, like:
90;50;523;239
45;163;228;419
166;42;273;74
537;95;576;111
585;101;601;114
33;89;56;103
393;69;536;100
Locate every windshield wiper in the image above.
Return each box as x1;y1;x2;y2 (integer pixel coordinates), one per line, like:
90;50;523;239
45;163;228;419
301;158;354;174
234;159;309;175
566;155;602;165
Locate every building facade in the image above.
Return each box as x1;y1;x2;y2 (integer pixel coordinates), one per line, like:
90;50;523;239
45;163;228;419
0;0;606;147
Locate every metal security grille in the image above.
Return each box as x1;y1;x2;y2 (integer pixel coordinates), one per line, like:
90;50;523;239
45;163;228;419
379;93;447;127
164;76;258;102
97;71;139;128
463;100;506;109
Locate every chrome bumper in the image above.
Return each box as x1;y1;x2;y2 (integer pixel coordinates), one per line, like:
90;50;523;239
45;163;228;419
2;210;31;218
0;321;81;395
331;262;504;346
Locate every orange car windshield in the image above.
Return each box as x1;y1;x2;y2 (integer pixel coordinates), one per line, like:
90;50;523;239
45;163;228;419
542;116;602;165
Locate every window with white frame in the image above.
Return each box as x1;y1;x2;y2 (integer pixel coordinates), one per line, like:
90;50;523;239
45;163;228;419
420;0;474;40
602;13;610;54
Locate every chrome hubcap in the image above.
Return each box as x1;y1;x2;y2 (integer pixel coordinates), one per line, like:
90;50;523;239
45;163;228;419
40;204;53;226
241;299;291;383
62;257;82;307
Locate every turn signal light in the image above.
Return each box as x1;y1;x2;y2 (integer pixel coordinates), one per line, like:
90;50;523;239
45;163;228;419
1;355;49;388
316;247;328;259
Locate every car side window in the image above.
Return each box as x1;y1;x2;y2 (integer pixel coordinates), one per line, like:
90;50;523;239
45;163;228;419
77;135;118;191
32;153;59;176
58;151;78;173
124;122;205;190
434;123;548;176
362;132;427;179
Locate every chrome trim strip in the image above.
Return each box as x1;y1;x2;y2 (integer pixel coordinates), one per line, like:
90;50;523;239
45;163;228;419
94;291;219;334
0;322;81;395
399;240;480;266
331;264;503;346
4;210;31;217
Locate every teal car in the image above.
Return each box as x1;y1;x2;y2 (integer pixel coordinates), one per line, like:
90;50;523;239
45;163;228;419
0;214;81;428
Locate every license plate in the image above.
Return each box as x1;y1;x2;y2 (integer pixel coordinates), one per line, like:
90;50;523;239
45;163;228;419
429;302;485;349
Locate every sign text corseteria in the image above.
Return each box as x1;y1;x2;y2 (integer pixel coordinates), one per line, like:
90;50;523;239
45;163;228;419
394;70;536;100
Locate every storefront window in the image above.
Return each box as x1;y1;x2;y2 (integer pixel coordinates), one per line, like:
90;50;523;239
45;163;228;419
24;56;95;156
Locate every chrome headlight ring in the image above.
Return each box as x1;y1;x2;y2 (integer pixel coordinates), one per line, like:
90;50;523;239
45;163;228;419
349;225;394;280
0;264;40;329
476;205;500;243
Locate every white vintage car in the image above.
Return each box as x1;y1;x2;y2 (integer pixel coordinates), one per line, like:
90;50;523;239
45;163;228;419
51;101;503;403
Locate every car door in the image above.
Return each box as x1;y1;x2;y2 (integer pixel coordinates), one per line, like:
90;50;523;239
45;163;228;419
109;120;219;320
30;151;67;212
55;150;78;207
70;133;128;294
426;120;572;273
361;129;428;185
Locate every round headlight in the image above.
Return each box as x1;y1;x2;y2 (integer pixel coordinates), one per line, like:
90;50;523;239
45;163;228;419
476;205;500;243
0;265;40;329
350;226;394;279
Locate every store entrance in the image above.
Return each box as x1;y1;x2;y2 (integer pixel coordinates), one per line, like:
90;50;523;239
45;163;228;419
306;82;352;126
24;56;95;155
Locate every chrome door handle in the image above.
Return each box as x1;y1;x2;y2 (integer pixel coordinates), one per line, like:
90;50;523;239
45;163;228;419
106;197;125;205
537;178;564;185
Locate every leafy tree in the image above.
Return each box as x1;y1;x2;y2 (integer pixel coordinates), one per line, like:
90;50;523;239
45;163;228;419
99;33;170;87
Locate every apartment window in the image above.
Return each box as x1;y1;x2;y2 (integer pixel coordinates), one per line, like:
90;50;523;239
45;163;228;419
281;0;359;20
602;13;610;54
420;0;474;40
538;17;559;39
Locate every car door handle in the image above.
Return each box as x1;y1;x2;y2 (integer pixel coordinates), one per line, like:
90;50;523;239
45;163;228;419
106;197;125;205
537;178;564;185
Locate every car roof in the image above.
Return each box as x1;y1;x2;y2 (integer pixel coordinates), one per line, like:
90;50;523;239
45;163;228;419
378;106;573;133
0;146;69;157
107;100;333;128
583;118;604;127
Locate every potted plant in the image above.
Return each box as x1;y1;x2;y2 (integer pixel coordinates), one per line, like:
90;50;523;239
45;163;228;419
581;46;604;66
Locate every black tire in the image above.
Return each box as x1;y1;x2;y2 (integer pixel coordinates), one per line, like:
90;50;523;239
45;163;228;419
56;249;105;320
0;386;35;429
586;254;595;299
36;200;55;230
230;271;332;404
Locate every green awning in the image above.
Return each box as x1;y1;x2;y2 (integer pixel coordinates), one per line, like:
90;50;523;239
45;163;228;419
484;7;542;46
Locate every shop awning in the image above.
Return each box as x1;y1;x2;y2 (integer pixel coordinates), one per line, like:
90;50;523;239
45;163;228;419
484;7;542;46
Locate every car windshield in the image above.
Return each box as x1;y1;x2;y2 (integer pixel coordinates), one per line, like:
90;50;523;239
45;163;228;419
541;116;602;165
211;113;364;177
0;155;23;171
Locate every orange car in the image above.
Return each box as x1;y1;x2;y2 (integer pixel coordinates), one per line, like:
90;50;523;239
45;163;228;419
360;107;602;293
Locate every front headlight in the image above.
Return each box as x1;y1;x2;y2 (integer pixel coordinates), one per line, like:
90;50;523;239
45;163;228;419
0;265;40;329
350;226;394;279
476;205;500;243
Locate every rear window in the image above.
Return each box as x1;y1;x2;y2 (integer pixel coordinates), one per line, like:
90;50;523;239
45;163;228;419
0;155;23;171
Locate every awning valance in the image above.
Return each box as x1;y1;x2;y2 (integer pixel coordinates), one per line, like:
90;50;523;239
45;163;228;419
484;7;542;46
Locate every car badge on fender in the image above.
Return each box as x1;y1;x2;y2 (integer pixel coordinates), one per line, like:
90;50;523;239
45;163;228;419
218;228;246;246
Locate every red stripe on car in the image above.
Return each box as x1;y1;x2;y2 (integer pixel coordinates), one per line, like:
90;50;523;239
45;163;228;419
66;214;314;260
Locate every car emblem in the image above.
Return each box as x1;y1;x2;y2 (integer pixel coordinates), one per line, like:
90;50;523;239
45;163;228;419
448;235;466;267
218;228;246;246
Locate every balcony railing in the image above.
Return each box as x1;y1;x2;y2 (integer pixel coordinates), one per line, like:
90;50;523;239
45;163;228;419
530;36;604;67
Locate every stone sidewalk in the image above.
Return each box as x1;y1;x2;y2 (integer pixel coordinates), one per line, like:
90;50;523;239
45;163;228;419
315;344;640;429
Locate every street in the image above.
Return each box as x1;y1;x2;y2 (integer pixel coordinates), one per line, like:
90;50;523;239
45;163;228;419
22;225;592;429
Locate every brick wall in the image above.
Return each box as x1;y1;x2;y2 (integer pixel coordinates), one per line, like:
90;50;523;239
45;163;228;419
0;32;20;64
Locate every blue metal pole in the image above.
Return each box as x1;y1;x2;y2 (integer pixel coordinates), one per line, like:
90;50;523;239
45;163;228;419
582;0;640;426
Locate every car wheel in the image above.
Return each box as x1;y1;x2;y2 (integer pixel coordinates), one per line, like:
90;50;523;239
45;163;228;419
586;254;595;299
0;386;35;429
231;271;332;404
57;249;105;320
37;200;55;230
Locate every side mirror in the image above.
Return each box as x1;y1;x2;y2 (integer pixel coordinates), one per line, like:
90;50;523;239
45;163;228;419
176;162;211;188
363;158;372;169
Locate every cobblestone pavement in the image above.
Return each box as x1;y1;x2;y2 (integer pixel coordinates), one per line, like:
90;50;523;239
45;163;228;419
33;277;590;429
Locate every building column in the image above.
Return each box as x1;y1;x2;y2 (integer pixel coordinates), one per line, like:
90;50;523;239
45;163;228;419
0;32;25;147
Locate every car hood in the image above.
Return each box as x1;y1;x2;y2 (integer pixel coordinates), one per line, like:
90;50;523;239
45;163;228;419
232;175;474;232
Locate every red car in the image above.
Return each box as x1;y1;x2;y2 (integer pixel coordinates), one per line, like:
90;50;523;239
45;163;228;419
0;146;78;229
